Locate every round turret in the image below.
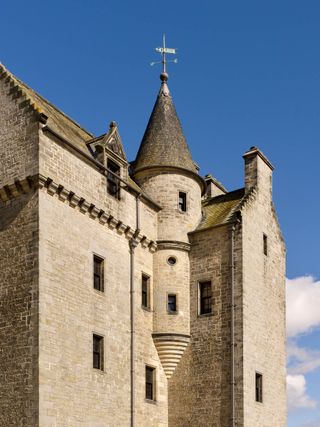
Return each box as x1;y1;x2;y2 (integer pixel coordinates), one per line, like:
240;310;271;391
132;78;205;378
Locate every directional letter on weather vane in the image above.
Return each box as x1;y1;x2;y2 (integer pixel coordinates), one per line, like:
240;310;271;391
150;34;178;75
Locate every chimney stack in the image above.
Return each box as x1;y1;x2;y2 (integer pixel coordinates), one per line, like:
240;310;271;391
243;146;274;198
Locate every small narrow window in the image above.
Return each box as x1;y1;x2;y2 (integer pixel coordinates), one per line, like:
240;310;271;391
146;366;156;401
255;372;263;403
93;334;104;370
107;159;120;199
142;274;150;309
199;281;212;315
263;234;268;256
167;294;177;313
93;255;104;292
178;191;187;212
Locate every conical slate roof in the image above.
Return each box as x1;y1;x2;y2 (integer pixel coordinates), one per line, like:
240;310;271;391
132;78;198;175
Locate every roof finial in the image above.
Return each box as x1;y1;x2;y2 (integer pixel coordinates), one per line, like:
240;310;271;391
150;34;178;82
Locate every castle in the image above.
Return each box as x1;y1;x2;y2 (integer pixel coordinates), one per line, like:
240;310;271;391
0;61;286;427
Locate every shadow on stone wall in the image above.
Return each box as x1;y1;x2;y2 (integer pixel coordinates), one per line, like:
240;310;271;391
0;192;35;230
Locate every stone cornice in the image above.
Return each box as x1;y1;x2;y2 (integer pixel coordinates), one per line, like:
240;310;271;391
133;165;206;196
0;174;157;253
156;240;191;252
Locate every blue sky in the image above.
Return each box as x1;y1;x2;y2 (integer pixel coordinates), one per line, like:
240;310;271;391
1;1;320;425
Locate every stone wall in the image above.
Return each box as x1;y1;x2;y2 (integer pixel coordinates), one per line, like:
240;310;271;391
0;75;40;427
168;224;243;427
153;248;190;335
134;170;202;243
135;245;168;427
0;74;39;187
0;192;39;427
37;131;167;426
241;153;286;426
39;130;150;237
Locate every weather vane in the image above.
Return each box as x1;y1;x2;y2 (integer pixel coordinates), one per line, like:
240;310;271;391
151;34;178;77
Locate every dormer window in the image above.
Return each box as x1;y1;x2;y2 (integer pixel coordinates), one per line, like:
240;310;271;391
107;159;120;199
178;191;187;212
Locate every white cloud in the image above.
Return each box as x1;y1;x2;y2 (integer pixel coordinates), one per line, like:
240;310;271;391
287;374;317;410
286;276;320;411
286;276;320;338
287;342;320;376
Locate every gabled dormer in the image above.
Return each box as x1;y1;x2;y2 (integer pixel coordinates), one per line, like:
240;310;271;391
87;121;128;199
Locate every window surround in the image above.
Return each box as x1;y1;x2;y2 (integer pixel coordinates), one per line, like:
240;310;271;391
178;191;187;213
198;281;213;316
141;273;152;311
167;255;178;266
167;293;178;314
255;372;263;403
107;158;121;199
93;333;104;371
145;365;156;402
93;254;105;293
263;233;268;256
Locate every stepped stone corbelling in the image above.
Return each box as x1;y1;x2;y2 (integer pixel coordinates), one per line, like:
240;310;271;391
152;334;190;379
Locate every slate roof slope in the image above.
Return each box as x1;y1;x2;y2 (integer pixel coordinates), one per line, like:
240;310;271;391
0;63;93;153
132;79;198;175
196;188;245;232
0;64;149;197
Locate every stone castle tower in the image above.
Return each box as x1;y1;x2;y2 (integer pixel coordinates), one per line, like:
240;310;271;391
0;63;286;427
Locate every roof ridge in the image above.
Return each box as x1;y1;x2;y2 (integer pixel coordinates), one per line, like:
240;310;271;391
0;63;93;138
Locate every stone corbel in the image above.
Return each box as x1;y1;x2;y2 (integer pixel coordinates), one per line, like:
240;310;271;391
69;193;81;208
98;211;110;225
47;180;59;196
89;205;100;219
107;216;118;230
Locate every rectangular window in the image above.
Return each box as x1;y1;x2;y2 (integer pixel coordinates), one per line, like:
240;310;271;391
178;191;187;212
107;159;120;198
146;366;155;401
93;334;104;370
93;255;104;292
199;281;212;315
255;372;263;403
142;274;150;309
167;294;177;313
263;234;268;256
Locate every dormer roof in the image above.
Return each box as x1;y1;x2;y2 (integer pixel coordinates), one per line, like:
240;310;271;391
86;121;127;163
